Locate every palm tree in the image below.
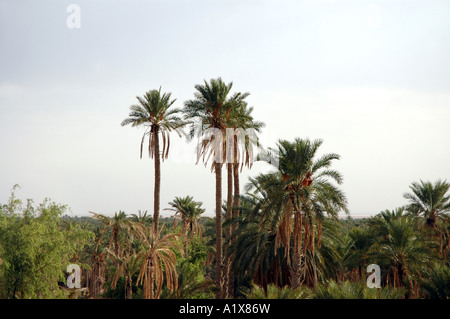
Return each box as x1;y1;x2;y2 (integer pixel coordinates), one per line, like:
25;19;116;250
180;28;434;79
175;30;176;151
166;196;205;238
368;213;435;298
226;99;264;235
136;224;182;299
106;245;141;299
403;179;450;229
247;138;348;289
228;193;291;293
318;218;358;283
89;211;135;257
161;260;214;299
420;262;450;299
86;244;107;298
183;77;237;299
165;196;205;256
121;88;186;232
222;94;264;297
130;210;153;227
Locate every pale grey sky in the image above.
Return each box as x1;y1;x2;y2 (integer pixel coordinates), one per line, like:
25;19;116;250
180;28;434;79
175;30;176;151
1;0;449;218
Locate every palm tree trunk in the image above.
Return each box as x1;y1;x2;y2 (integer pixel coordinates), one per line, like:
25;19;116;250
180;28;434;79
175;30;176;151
224;162;233;299
113;228;119;256
215;161;224;299
125;276;133;299
153;128;161;233
232;137;240;234
228;138;240;298
291;212;303;289
144;262;154;299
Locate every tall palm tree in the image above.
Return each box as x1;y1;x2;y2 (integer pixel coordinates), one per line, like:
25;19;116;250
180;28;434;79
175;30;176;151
136;224;182;299
403;179;450;229
226;100;264;235
221;94;264;297
121;88;186;232
183;77;237;299
247;138;348;289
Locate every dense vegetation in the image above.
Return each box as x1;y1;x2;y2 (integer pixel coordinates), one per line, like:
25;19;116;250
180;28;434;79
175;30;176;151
1;78;449;299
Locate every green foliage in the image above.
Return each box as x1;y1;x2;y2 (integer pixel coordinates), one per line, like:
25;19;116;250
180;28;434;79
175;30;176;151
243;283;312;299
0;186;94;298
312;280;407;299
161;236;214;299
420;263;450;299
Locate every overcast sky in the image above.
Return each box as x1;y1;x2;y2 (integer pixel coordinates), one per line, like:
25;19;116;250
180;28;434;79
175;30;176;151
1;0;449;218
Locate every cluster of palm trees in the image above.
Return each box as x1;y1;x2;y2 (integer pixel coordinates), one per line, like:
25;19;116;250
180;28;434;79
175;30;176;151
120;78;264;298
229;179;450;299
86;210;188;299
87;77;449;299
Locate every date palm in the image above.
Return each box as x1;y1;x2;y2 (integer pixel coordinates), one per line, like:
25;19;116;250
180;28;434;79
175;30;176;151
166;196;205;237
89;211;135;256
318;219;358;283
403;179;450;229
222;95;264;297
229;193;291;292
130;210;152;227
183;77;236;299
106;244;141;299
226;100;264;234
420;262;450;299
247;138;348;289
121;88;186;232
368;213;435;298
136;224;182;299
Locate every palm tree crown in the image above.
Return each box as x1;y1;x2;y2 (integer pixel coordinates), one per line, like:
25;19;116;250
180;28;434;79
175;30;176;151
403;179;450;228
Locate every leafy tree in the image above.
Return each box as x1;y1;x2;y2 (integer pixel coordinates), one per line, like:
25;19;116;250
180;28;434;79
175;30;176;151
0;186;93;298
161;237;214;299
